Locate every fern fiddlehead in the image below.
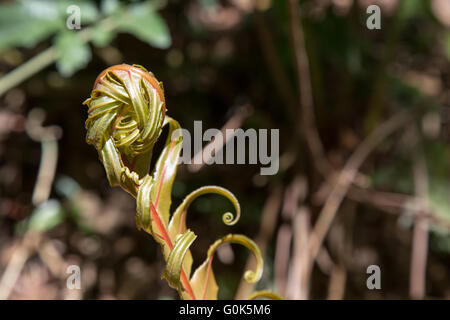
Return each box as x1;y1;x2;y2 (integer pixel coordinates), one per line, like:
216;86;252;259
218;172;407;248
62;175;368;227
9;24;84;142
83;64;275;300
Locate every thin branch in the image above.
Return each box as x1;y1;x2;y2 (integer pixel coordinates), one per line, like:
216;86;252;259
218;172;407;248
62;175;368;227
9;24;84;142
273;224;292;297
288;0;331;175
348;186;450;231
0;48;56;97
327;264;347;300
286;206;311;300
0;234;40;299
188;104;252;172
274;176;307;297
326;202;355;300
37;238;68;279
306;111;410;267
0;108;63;299
25;108;62;205
234;184;283;299
409;128;430;300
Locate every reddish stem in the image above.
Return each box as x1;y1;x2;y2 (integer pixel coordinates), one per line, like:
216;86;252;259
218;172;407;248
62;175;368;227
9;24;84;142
150;203;196;300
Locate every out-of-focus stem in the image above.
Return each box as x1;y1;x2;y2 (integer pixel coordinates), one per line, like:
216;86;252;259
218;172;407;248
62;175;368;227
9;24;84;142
306;112;410;269
25;108;61;205
286;206;311;300
234;184;282;299
0;234;39;299
409;129;429;300
0;48;56;97
32;139;58;205
188;103;252;173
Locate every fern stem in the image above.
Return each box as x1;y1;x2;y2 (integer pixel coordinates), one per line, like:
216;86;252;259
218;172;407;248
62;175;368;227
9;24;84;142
150;203;196;300
0;47;56;97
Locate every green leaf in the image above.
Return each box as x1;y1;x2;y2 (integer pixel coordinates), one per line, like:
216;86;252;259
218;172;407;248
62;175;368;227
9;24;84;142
167;185;241;284
54;175;81;199
99;138;123;186
184;255;218;300
91;23;116;48
72;1;100;23
0;0;99;52
150;117;183;227
187;234;264;300
397;0;424;21
247;290;283;300
169;185;241;239
116;3;171;49
163;230;197;289
199;0;219;8
0;1;61;51
54;31;91;76
136;118;183;245
101;0;120;16
136;174;155;233
428;180;450;233
27;199;65;233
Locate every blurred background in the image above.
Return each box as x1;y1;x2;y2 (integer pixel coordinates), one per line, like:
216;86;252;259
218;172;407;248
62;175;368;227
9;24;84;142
1;0;450;300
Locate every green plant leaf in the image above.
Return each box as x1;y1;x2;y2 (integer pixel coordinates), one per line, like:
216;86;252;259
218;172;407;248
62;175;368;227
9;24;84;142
0;0;99;52
184;254;218;300
26;199;65;233
116;2;171;49
99;138;124;187
136;174;154;233
397;0;424;22
54;31;91;77
163;230;197;289
167;186;241;283
428;180;450;233
188;234;264;300
169;185;241;238
136;118;183;244
0;1;61;52
91;23;116;48
150;117;183;227
101;0;120;16
247;290;283;300
55;175;82;199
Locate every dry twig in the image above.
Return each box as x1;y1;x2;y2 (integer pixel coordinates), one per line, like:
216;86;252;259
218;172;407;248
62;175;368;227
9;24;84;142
306;112;410;269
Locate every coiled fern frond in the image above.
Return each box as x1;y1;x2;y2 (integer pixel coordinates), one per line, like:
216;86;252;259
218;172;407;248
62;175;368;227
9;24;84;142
83;64;278;300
